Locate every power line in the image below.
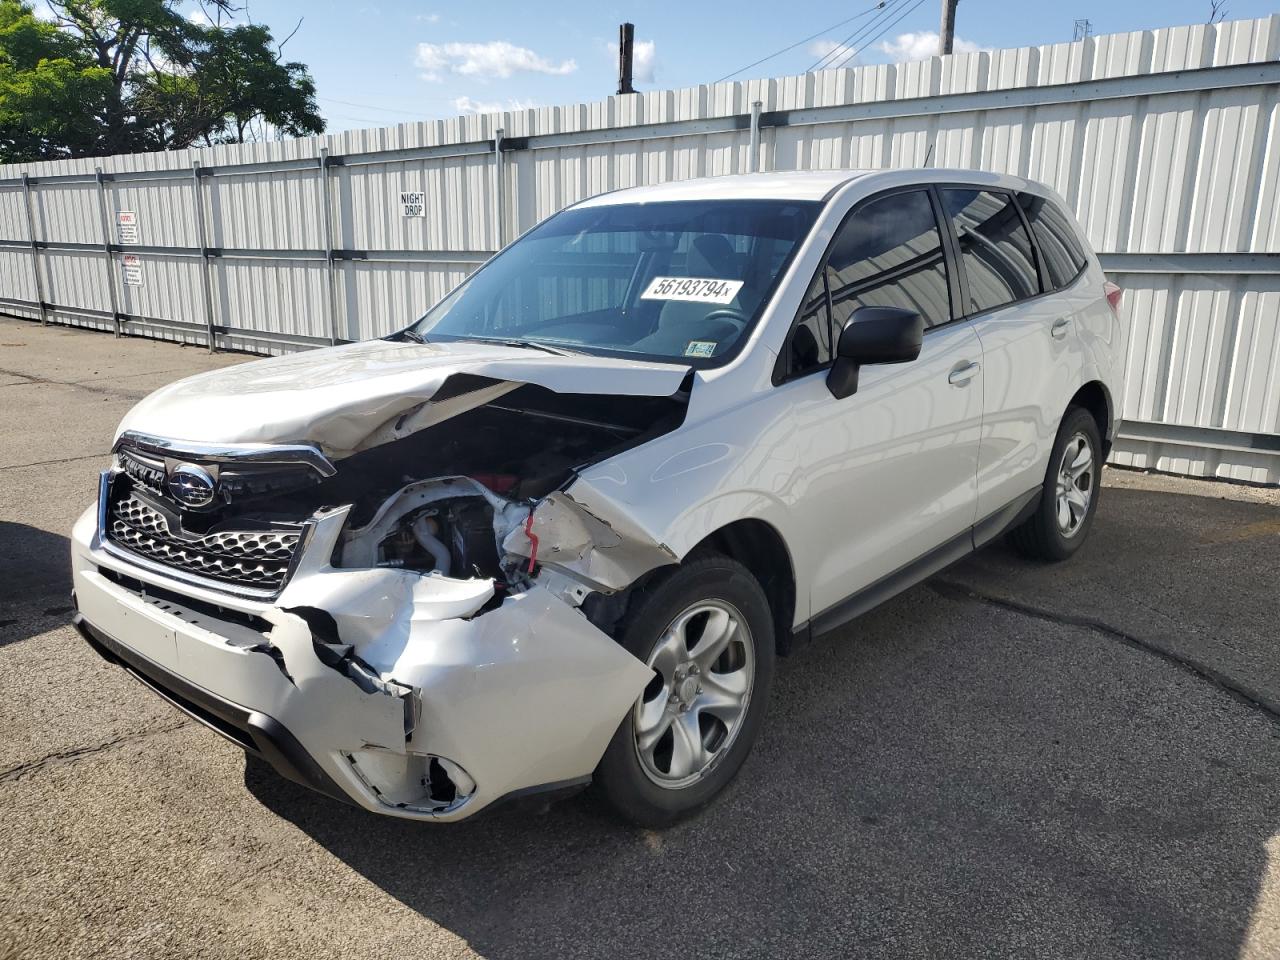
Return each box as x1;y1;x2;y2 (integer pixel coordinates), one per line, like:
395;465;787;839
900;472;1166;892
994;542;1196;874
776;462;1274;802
850;0;930;65
806;0;907;71
812;0;929;73
323;113;385;126
817;0;924;71
713;1;887;83
808;0;906;70
317;95;456;116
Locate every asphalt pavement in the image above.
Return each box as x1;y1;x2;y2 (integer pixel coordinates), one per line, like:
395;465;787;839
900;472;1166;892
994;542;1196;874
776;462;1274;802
2;317;1278;960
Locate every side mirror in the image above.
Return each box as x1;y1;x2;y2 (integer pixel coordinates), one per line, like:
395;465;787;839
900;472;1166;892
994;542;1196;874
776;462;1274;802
826;306;924;399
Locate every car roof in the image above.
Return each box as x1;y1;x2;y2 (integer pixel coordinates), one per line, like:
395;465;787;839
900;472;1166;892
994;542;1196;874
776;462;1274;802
575;171;873;205
574;168;1052;207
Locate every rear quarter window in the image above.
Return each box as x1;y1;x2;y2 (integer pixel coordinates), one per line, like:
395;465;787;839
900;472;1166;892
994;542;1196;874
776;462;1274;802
1017;192;1090;290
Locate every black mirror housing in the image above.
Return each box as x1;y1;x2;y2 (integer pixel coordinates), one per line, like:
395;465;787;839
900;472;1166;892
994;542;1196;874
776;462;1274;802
827;306;925;399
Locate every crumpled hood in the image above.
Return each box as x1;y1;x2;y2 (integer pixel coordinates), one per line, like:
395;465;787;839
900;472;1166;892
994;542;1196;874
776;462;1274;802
115;339;690;456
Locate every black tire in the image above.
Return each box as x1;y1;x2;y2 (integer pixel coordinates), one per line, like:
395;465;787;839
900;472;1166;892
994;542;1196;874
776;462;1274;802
1009;406;1103;561
593;555;775;828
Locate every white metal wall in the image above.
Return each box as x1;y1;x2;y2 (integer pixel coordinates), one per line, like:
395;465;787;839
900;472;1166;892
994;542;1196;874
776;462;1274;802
0;16;1277;482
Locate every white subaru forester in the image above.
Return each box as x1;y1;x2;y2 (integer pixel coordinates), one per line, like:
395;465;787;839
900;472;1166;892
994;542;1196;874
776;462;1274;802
71;168;1124;826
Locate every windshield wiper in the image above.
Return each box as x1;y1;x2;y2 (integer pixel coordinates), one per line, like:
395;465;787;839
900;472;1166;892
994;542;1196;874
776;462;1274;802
388;328;428;344
464;337;580;357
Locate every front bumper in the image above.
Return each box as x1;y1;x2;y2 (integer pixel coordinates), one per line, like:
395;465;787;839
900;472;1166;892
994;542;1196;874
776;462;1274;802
71;501;651;821
73;612;353;804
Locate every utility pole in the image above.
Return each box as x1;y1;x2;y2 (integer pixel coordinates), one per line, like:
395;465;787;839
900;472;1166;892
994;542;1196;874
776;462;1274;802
617;22;635;94
939;0;958;55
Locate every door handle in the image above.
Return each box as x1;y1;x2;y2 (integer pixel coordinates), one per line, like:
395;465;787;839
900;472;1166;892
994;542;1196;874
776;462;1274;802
948;361;980;386
1051;317;1071;340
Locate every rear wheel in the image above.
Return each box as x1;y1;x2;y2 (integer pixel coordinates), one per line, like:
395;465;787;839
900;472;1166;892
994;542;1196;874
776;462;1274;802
594;556;775;827
1009;406;1102;561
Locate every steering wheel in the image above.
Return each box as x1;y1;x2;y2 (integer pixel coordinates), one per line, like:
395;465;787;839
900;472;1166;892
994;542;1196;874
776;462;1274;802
700;307;749;331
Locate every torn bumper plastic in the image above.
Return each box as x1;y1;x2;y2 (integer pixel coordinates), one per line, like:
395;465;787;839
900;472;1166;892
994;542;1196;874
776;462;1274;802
70;502;652;821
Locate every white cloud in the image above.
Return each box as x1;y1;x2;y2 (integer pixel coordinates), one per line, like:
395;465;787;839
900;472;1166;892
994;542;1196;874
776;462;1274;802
606;38;657;84
808;38;859;69
30;2;57;20
454;96;539;116
415;41;576;82
416;12;441;23
877;30;985;62
187;9;212;25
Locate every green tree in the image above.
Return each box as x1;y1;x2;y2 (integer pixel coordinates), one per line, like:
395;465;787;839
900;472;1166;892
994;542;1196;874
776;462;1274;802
0;0;323;163
0;2;113;160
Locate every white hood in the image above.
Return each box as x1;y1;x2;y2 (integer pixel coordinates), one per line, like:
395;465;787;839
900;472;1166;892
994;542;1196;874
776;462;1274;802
115;339;691;456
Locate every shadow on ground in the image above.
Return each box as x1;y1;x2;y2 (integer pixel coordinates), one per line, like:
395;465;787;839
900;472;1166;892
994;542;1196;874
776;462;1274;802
0;522;73;646
245;490;1280;958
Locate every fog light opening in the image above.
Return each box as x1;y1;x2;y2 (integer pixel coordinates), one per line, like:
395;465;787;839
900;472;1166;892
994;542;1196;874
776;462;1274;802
344;749;475;813
431;755;476;802
426;757;457;806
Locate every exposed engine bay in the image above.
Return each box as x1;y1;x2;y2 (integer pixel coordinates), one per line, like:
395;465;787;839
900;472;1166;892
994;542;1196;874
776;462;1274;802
108;375;688;608
326;378;685;589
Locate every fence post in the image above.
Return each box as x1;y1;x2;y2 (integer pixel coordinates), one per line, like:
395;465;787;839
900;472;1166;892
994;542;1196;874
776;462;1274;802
749;101;763;173
318;147;340;345
493;128;506;249
20;173;47;326
189;158;218;353
94;168;122;338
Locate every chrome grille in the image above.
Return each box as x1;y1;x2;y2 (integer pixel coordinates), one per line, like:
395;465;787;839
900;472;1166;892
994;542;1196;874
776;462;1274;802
106;493;302;592
119;450;166;494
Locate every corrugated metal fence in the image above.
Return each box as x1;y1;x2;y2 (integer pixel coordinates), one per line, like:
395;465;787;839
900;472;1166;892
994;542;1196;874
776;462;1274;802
1;16;1278;483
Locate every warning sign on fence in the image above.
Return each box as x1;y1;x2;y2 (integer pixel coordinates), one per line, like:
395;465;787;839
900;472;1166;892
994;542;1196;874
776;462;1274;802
117;210;139;245
122;254;142;286
399;192;425;218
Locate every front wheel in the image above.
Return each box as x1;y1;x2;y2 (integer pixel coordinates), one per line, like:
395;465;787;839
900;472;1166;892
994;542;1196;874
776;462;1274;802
1009;406;1103;561
594;556;775;827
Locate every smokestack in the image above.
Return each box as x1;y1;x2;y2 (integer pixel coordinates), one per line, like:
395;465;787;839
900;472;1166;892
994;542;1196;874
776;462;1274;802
617;22;635;94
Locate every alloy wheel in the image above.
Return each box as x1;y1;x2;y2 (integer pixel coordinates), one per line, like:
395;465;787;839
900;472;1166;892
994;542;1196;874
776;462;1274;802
632;600;755;789
1055;432;1095;537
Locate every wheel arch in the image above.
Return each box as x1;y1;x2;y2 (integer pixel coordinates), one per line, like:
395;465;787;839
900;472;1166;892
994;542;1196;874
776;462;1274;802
1068;380;1114;456
686;518;798;657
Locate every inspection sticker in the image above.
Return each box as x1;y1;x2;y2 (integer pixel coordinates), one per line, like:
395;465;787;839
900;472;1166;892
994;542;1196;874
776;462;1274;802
684;340;718;358
640;276;744;304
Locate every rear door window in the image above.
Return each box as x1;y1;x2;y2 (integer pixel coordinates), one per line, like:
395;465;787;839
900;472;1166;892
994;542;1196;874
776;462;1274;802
940;189;1039;314
1018;192;1090;289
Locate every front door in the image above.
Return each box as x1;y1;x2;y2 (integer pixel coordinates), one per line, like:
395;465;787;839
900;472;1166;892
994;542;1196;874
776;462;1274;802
771;188;983;620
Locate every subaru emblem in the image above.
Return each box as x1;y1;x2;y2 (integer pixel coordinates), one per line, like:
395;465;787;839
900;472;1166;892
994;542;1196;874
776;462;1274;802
167;463;217;508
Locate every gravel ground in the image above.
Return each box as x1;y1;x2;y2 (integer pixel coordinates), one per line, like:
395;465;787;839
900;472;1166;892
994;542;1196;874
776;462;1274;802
1;317;1278;960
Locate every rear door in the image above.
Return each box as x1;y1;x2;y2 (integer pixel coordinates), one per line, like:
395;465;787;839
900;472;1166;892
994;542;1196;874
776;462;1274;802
771;188;984;620
937;187;1088;525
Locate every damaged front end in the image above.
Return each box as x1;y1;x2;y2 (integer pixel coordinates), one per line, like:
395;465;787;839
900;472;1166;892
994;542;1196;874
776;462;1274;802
76;372;688;819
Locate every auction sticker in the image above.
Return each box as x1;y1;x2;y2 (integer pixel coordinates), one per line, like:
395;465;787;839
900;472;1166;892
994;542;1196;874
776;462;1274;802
641;276;743;304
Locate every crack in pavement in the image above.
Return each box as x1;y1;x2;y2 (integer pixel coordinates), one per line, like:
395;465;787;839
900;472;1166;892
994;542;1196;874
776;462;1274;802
0;451;109;472
931;579;1280;724
0;366;193;398
0;719;191;785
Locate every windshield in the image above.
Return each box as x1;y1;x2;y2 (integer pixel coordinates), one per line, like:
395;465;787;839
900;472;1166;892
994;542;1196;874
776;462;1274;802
410;198;821;364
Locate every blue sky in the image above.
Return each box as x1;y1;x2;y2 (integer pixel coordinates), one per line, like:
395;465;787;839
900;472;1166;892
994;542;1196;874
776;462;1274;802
199;1;1279;130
